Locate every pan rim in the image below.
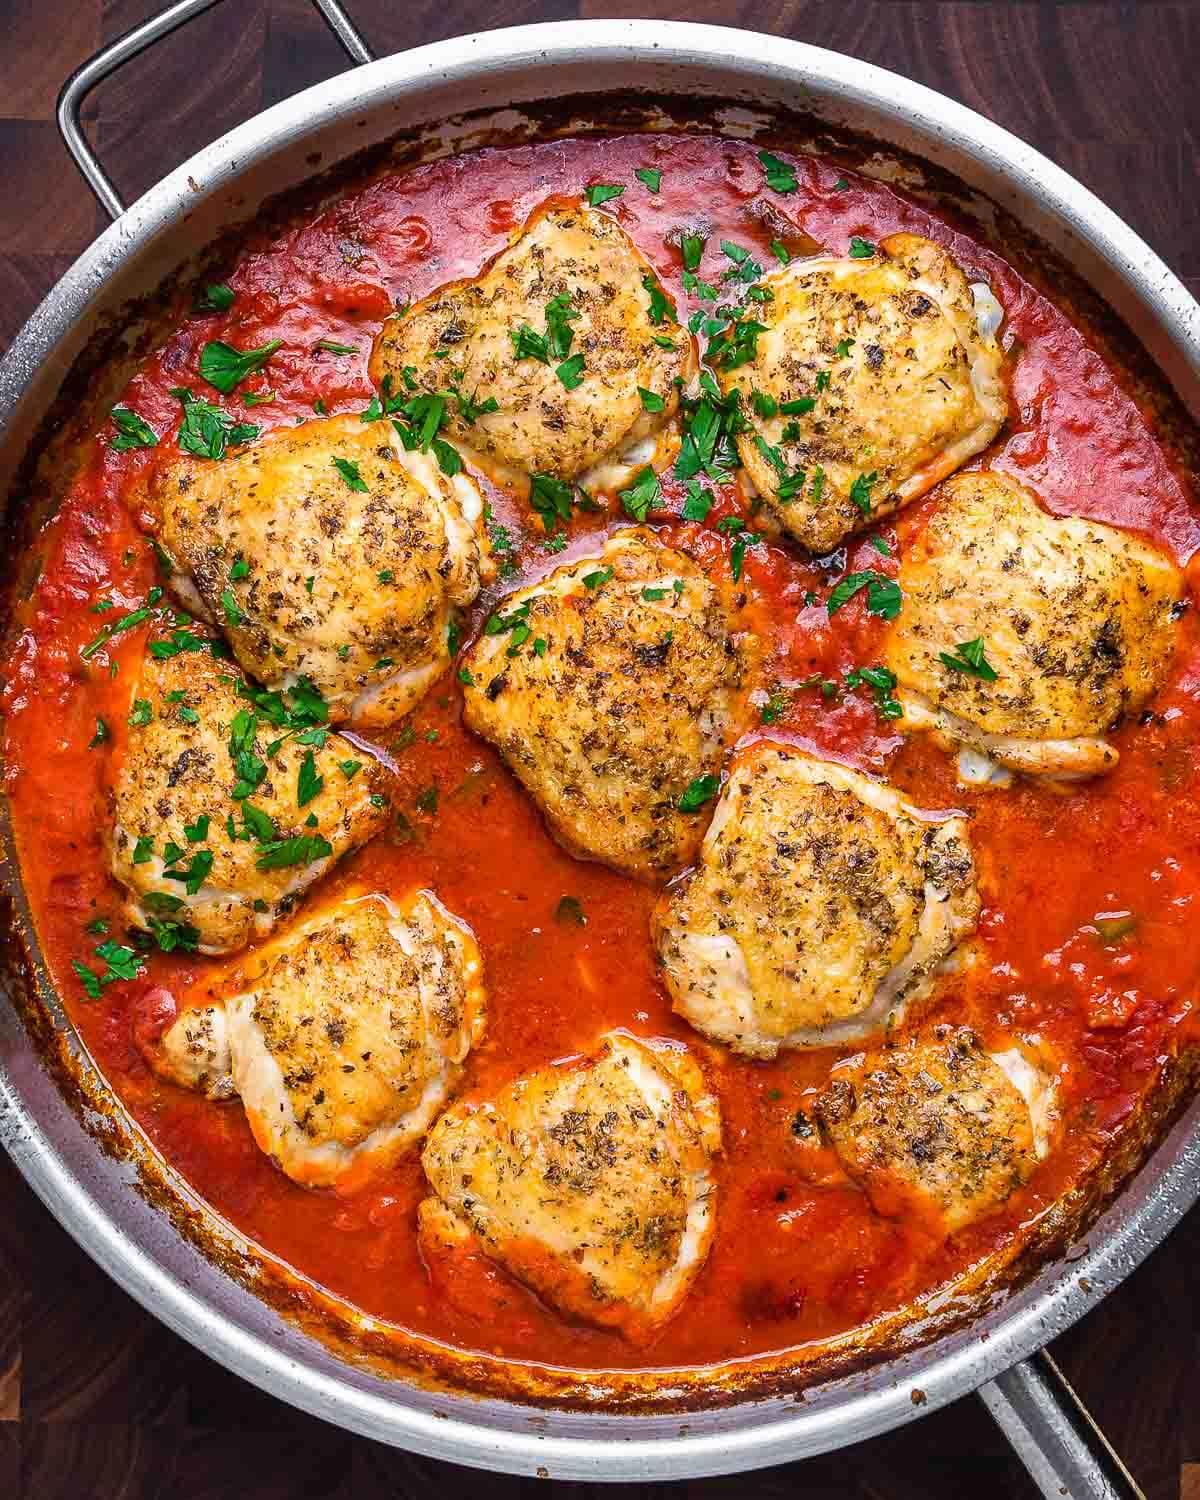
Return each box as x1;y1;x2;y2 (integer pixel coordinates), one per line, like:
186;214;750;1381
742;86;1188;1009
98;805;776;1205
2;18;1199;1480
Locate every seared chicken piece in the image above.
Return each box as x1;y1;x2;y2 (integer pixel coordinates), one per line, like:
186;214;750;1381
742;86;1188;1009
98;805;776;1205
418;1031;721;1341
369;198;696;489
653;744;978;1058
139;997;234;1100
108;639;386;954
717;233;1008;554
146;416;486;727
817;1025;1055;1236
885;471;1184;778
458;529;754;880
225;889;486;1189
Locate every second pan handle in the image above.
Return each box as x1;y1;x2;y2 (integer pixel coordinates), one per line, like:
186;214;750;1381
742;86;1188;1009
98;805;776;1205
56;0;375;222
978;1350;1146;1500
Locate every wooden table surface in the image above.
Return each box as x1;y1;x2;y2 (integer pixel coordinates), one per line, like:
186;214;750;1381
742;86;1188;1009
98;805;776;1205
1;2;1197;1496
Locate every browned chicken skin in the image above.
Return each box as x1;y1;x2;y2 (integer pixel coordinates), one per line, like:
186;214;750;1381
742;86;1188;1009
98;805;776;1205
418;1031;722;1341
717;233;1008;554
141;888;486;1190
369;198;696;491
107;638;386;954
817;1025;1056;1237
654;744;979;1057
146;416;487;728
459;528;755;881
885;470;1184;779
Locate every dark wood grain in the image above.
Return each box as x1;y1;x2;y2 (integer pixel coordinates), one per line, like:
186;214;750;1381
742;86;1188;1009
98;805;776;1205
1;2;1198;1496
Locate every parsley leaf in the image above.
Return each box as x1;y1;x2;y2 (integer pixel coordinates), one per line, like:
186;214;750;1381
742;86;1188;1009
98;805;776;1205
848;470;879;516
678;774;720;812
171;387;259;460
529;473;576;533
199;339;282;395
194;283;235;313
556;351;586;389
769;239;791;266
332;456;368;492
110;406;159;452
642;273;677;326
827;570;902;620
845;663;903;719
848;236;877;259
940;636;999;680
583;567;613;590
681;233;706;272
619;466;662;523
638;386;666;413
585;183;624;206
255;834;333;871
634;167;662;192
758;149;799;193
297;749;324;807
681;482;713;522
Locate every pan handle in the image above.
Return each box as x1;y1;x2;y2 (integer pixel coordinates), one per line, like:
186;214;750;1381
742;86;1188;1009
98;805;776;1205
56;0;375;222
978;1351;1145;1499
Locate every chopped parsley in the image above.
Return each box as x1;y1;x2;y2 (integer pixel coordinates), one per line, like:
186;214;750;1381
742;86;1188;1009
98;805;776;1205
758;149;799;194
845;663;903;719
529;473;576;533
332;456;368;492
770;239;791;266
297;750;324;807
193;283;235;313
848;236;877;259
680;233;706;272
642;273;677;326
638;387;666;413
585;183;625;206
171;387;259;460
220;589;243;628
634;167;662;192
110;406;159;452
760;686;792;724
848;470;879;516
556;351;586;390
940;636;999;681
582;566;613;590
255;834;333;871
314;338;357;355
678;774;720;813
681;482;713;522
88;718;110;749
827;570;902;620
619;466;662;523
199;339;282;395
128;698;152;728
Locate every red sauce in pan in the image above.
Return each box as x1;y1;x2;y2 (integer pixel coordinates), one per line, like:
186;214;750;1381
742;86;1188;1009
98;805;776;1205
4;132;1200;1375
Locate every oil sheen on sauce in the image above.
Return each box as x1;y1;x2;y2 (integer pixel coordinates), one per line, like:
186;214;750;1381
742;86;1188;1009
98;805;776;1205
4;132;1200;1375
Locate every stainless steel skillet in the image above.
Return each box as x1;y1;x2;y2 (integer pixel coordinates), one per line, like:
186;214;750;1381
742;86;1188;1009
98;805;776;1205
2;3;1199;1493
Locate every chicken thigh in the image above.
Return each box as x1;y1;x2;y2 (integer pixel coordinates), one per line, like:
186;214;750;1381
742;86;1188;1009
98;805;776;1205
135;889;485;1189
108;636;386;954
458;529;755;880
418;1031;721;1341
145;415;486;727
225;888;486;1189
885;470;1184;778
369;198;696;489
816;1025;1055;1236
653;744;978;1057
716;233;1008;554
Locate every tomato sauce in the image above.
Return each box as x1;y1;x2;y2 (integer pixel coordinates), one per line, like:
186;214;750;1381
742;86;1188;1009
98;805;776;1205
4;132;1200;1377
